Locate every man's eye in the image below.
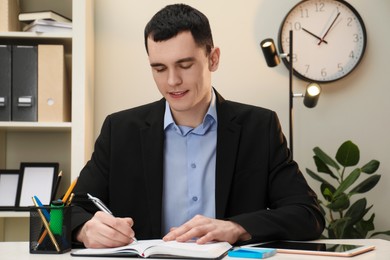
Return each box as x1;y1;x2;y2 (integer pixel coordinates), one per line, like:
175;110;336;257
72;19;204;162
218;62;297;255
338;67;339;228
180;63;193;69
154;67;166;72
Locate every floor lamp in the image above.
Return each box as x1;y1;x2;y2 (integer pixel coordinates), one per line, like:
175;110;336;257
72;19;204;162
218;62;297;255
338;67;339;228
261;30;321;159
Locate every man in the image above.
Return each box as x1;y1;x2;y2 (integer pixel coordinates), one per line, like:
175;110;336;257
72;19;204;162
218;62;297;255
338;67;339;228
72;4;324;248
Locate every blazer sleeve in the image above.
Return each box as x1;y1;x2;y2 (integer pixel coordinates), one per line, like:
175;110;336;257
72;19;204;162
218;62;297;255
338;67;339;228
70;115;113;237
227;111;325;243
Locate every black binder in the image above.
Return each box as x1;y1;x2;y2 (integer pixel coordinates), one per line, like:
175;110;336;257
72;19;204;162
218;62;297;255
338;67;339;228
12;45;38;121
0;45;12;121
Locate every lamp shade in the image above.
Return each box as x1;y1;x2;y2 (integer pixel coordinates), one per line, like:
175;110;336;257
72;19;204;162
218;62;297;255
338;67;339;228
303;83;321;108
260;38;280;67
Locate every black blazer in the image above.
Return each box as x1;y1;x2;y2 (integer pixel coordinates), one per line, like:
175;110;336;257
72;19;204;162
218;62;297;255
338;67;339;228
72;90;324;243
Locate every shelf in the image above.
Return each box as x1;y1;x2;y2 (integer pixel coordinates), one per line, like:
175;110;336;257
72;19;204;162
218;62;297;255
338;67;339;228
0;32;72;53
0;31;72;39
0;211;29;218
0;122;72;132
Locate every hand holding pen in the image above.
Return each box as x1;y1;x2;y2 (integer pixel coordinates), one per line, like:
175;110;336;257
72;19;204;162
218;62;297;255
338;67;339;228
87;193;138;244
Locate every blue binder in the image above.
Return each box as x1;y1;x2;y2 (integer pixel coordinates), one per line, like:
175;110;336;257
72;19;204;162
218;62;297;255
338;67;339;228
0;45;12;121
12;45;38;121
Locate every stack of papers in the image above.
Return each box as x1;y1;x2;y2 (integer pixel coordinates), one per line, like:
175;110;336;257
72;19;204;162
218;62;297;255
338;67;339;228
22;19;72;33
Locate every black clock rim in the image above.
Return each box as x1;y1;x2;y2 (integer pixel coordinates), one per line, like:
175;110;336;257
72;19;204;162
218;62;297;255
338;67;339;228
277;0;367;84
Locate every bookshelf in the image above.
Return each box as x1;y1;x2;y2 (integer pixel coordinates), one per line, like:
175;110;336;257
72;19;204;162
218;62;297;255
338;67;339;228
0;0;94;241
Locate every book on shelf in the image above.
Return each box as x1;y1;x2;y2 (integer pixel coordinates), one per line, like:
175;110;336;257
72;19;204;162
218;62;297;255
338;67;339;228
18;10;71;23
71;239;232;259
0;0;21;31
22;19;72;33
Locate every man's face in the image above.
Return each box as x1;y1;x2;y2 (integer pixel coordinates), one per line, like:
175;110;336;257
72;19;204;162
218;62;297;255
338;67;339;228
147;31;219;125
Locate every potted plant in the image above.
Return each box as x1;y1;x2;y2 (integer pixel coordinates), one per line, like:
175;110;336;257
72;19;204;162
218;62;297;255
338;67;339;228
306;140;390;239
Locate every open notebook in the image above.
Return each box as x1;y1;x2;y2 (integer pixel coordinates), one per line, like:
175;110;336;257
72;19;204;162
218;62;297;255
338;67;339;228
71;239;232;259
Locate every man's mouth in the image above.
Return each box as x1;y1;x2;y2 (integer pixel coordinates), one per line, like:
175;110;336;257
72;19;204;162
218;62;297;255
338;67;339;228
169;90;188;98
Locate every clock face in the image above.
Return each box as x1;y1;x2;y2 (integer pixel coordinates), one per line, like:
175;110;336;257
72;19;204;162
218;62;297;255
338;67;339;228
278;0;367;83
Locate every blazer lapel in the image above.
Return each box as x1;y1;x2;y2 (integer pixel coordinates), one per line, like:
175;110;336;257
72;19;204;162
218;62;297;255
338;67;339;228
214;91;241;219
140;99;165;237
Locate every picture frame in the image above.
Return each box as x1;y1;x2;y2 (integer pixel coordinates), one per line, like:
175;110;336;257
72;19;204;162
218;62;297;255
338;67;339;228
0;170;20;209
16;162;59;209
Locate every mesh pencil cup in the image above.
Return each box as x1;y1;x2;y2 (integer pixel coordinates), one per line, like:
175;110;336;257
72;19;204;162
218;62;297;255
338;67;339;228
29;205;72;254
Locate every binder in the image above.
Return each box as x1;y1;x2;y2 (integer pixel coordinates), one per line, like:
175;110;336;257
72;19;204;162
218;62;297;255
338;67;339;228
0;45;12;121
38;45;70;122
12;45;38;121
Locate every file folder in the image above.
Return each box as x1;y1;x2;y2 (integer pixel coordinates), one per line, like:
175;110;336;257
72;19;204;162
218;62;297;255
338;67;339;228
38;44;70;122
0;45;12;121
12;45;38;121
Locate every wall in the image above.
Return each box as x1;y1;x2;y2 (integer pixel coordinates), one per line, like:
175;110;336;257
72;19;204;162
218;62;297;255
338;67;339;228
94;0;390;238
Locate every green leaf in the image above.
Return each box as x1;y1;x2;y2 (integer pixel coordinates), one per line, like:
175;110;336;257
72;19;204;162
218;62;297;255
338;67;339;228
306;168;332;186
313;147;340;170
328;218;350;238
349;175;381;194
333;168;361;198
361;160;380;174
314;156;339;180
336;140;360;167
338;226;365;239
342;226;363;239
321;183;336;202
327;193;350;211
355;213;375;238
344;198;367;226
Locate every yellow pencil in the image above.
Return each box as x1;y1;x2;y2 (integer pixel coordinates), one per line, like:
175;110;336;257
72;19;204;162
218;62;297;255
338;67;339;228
62;177;78;203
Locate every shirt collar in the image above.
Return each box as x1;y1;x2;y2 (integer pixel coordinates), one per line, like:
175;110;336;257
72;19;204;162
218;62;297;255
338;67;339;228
164;89;218;130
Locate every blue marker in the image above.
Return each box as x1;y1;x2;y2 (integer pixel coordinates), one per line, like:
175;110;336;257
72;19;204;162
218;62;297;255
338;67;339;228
33;195;50;221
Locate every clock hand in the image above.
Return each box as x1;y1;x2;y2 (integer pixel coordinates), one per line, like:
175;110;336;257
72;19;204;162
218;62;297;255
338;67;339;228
318;11;340;45
302;28;328;44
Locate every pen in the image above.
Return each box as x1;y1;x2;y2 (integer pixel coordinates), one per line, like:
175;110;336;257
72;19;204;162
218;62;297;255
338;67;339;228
87;193;138;243
87;193;113;215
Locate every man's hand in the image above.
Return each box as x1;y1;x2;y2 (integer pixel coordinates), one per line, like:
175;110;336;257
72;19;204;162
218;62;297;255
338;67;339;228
76;211;136;248
162;215;251;244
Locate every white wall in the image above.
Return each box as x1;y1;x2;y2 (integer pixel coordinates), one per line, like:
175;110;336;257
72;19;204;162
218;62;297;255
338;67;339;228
94;0;390;238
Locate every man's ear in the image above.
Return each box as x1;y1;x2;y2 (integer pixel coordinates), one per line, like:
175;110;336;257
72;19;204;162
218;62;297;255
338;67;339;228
208;47;220;72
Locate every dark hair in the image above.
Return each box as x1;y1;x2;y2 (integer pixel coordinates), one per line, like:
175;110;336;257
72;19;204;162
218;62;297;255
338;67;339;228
144;4;214;55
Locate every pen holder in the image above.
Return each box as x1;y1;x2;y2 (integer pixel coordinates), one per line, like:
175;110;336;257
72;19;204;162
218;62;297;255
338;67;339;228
29;205;72;254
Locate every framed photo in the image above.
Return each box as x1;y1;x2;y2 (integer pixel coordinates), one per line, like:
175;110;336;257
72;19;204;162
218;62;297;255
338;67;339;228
16;163;59;208
0;170;20;209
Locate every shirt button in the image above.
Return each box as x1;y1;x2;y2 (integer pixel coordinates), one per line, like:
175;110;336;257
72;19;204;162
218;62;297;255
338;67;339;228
191;163;196;168
192;196;198;201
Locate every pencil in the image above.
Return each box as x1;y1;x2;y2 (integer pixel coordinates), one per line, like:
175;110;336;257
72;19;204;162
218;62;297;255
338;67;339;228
51;171;63;201
65;193;74;206
62;177;78;203
32;197;60;252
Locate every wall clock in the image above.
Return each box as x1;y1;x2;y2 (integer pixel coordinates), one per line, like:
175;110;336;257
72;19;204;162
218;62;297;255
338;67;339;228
278;0;367;83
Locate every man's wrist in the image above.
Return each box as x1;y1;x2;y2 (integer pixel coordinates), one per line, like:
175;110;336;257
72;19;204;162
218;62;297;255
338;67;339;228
231;221;252;242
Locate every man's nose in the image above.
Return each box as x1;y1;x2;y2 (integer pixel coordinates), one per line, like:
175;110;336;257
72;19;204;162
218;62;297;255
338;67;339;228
167;69;182;86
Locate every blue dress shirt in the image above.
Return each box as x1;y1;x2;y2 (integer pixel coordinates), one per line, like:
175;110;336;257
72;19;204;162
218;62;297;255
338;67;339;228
162;90;217;235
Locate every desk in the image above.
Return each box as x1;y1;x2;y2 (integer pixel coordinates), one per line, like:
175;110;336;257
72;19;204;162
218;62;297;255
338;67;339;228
0;239;389;259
